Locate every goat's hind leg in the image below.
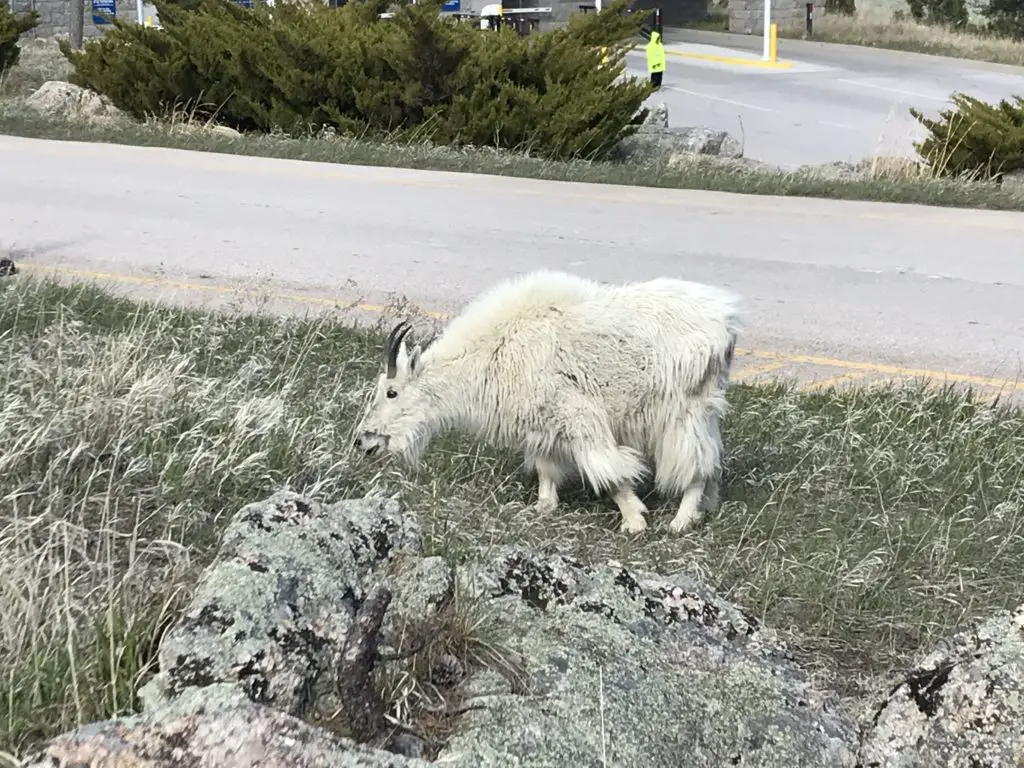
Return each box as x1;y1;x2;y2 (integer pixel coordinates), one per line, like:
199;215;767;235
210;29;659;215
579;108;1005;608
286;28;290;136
655;405;725;535
668;479;706;534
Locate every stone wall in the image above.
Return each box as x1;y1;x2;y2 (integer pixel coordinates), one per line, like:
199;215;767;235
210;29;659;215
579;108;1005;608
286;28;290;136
10;0;146;40
728;0;808;34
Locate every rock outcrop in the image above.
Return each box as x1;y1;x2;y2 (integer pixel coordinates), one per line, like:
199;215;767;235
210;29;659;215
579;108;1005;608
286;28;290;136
614;101;744;165
23;684;429;768
442;548;859;767
859;604;1024;767
135;492;424;719
18;491;1024;768
24;80;127;125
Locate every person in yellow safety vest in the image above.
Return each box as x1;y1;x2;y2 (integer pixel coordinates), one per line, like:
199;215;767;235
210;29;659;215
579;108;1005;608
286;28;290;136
646;30;665;90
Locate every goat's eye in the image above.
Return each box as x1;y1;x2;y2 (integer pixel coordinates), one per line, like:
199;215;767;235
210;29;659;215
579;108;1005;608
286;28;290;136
386;388;398;399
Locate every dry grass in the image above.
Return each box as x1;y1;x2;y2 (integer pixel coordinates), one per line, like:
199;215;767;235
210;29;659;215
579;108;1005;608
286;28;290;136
2;274;1024;759
369;573;531;757
781;10;1024;66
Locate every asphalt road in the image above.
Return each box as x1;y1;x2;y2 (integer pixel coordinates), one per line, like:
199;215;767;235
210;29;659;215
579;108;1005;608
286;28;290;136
624;30;1024;168
2;135;1023;395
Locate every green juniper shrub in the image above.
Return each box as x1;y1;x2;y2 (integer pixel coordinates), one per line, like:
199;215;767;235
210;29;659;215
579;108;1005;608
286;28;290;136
907;0;969;27
824;0;856;16
983;0;1024;40
0;3;40;79
58;0;653;160
912;91;1024;180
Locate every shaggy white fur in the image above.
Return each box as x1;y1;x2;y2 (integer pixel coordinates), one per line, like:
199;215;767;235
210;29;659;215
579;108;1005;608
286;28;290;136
354;269;743;535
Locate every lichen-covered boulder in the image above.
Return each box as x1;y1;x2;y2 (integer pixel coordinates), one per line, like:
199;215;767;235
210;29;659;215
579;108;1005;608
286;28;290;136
436;549;859;768
20;684;426;768
18;493;872;768
137;490;423;717
858;603;1024;768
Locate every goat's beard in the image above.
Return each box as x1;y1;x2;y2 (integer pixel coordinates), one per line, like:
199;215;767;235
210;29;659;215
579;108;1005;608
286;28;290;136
386;418;436;467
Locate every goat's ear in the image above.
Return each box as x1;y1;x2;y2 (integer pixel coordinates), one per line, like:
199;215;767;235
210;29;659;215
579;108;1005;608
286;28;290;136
408;344;424;376
395;337;410;372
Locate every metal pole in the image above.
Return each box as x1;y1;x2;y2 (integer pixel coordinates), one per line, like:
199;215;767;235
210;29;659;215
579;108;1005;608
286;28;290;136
136;0;144;24
806;2;813;37
762;0;770;60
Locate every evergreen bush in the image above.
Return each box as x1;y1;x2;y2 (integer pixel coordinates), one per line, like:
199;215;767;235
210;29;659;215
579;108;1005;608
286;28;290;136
58;0;653;160
0;3;40;79
824;0;856;17
983;0;1024;40
906;0;968;27
911;92;1024;180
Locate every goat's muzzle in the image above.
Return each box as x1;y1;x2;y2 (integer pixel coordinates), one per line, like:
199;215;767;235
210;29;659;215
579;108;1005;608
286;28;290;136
354;432;389;458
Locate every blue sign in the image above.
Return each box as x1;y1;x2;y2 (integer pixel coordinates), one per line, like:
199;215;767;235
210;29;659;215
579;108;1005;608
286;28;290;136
440;0;461;11
91;0;115;25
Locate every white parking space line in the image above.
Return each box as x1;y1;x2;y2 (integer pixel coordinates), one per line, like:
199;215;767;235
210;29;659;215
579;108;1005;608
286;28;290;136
837;79;951;102
663;85;779;113
819;120;862;132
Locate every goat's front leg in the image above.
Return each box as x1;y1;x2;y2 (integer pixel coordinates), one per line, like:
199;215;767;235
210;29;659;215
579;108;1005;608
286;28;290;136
611;485;649;534
533;456;566;514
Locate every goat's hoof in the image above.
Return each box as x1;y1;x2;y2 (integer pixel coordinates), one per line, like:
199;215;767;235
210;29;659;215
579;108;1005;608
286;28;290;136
668;512;702;534
619;516;648;535
532;498;558;514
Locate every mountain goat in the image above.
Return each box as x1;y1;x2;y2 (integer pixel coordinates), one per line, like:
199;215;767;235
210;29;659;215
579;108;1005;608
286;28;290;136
353;270;742;535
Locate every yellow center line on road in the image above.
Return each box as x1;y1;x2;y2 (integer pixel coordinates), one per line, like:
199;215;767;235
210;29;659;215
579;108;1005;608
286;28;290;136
13;261;1024;393
732;361;788;381
800;372;870;392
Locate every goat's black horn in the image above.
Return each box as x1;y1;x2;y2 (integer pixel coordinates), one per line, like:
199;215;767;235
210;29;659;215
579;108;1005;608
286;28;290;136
385;319;413;378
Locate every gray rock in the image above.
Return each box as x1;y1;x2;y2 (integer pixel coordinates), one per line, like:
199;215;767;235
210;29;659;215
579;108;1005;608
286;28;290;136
27;492;1022;768
642;101;670;129
614;124;745;166
380;553;454;640
24;80;126;124
1002;168;1024;195
668;153;778;176
137;490;423;717
795;160;865;182
20;684;427;768
436;548;860;768
858;603;1024;768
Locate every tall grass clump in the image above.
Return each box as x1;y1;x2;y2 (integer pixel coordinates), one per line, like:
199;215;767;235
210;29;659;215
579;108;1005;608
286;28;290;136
0;277;384;753
781;10;1024;66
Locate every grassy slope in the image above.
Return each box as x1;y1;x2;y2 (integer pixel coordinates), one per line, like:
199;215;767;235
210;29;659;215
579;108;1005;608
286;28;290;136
779;13;1024;67
678;6;1024;68
2;275;1023;756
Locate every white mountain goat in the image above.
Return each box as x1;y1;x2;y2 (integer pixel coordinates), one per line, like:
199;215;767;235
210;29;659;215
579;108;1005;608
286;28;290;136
353;270;742;535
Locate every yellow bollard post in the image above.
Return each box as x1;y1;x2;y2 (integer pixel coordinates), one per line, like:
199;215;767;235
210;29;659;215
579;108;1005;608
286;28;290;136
769;22;778;63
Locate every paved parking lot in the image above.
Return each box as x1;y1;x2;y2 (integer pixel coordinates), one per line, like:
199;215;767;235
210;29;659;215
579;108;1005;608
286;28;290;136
623;30;1024;167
